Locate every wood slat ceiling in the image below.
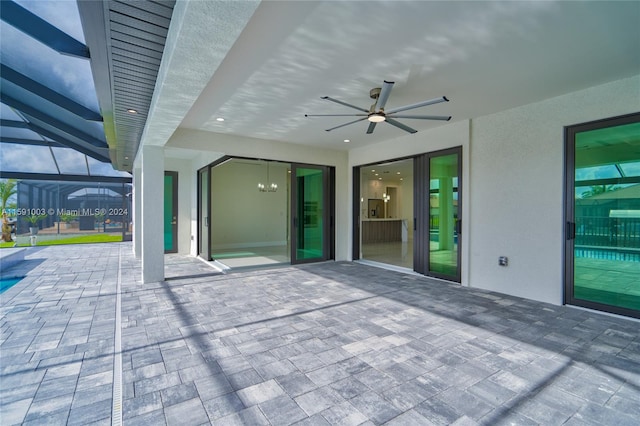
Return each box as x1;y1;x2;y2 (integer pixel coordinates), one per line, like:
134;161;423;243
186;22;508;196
80;0;175;171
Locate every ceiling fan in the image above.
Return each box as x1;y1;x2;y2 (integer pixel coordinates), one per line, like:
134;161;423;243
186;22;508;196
305;80;451;134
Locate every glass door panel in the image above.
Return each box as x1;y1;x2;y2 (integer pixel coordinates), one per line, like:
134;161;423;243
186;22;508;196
428;152;460;279
198;168;210;260
292;165;326;263
164;171;178;253
566;114;640;318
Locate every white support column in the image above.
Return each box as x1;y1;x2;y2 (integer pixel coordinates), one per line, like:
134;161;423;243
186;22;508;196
141;145;165;283
133;166;142;258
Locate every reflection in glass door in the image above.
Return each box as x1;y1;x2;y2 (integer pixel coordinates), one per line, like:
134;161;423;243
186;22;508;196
428;151;461;280
414;147;461;281
565;113;640;318
164;171;178;253
291;165;331;263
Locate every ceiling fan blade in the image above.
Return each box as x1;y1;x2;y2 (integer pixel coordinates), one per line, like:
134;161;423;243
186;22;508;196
388;114;451;121
385;118;417;134
385;96;449;114
376;80;394;110
325;117;368;132
305;114;367;117
321;96;369;113
366;122;377;134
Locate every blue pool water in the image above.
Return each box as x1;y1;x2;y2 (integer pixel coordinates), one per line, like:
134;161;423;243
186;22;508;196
0;277;23;294
575;247;640;262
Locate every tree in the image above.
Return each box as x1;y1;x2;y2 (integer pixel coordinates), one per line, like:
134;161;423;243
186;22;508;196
1;179;18;242
0;179;17;214
581;184;619;199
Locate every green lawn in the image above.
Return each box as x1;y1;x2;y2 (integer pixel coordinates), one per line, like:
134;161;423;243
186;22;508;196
0;234;122;248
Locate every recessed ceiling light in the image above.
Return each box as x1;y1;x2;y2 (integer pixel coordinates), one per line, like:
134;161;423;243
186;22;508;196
126;108;137;114
396;172;401;175
125;156;129;160
378;177;382;180
343;139;350;143
216;117;225;122
400;178;404;181
371;169;375;172
375;173;379;176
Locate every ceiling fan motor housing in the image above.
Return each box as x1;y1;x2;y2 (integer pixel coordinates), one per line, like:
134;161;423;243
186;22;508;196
369;87;382;99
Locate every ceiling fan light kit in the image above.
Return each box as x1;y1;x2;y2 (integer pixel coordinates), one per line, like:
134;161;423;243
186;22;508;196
305;80;451;135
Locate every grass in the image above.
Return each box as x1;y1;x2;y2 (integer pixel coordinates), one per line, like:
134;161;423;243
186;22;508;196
0;234;123;248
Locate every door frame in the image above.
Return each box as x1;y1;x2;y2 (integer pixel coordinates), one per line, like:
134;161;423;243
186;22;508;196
415;146;462;282
200;156;335;266
197;166;211;260
564;112;640;319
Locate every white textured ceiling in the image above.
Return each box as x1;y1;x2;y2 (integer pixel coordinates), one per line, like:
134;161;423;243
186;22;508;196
149;0;640;153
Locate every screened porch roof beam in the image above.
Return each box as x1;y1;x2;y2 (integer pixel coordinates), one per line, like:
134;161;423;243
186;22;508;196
1;64;102;121
0;0;90;59
0;93;107;149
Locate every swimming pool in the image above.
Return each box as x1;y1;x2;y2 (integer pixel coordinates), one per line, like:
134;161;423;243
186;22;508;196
575;247;640;262
0;277;23;294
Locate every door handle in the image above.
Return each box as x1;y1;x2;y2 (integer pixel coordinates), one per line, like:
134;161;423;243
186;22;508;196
566;221;575;240
455;219;461;235
171;216;177;225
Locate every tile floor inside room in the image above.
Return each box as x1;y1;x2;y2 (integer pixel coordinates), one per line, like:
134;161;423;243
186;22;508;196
1;243;639;425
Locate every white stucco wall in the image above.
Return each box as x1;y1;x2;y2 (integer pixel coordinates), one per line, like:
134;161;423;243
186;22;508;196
348;74;639;305
469;74;640;305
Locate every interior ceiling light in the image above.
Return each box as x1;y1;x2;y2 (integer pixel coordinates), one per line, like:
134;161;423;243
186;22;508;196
344;139;350;143
216;117;225;122
126;108;137;114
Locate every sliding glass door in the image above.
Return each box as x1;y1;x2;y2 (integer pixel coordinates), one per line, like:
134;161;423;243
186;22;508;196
353;147;461;282
428;151;461;279
164;171;178;253
414;147;462;282
197;167;210;260
291;164;333;264
198;158;334;268
565;113;640;318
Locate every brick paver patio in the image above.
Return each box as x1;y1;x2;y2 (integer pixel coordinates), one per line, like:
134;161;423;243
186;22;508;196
1;243;639;425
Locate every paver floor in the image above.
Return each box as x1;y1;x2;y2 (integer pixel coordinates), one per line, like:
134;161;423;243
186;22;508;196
1;243;639;425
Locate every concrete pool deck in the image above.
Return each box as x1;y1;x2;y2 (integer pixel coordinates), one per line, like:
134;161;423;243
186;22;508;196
0;247;26;274
1;243;639;425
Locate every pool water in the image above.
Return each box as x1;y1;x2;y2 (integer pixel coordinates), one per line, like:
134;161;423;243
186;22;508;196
0;277;23;294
